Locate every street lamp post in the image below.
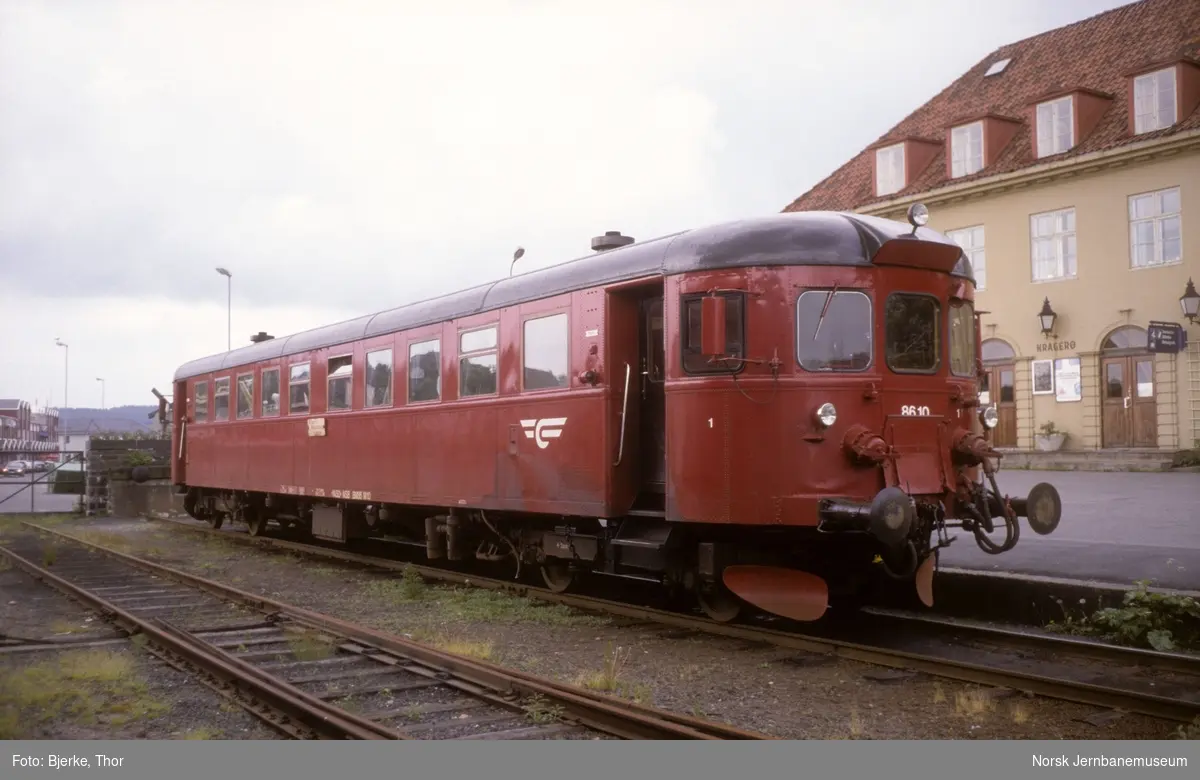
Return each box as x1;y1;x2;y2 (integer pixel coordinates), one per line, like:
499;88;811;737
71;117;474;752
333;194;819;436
54;339;68;409
96;377;105;410
216;267;232;351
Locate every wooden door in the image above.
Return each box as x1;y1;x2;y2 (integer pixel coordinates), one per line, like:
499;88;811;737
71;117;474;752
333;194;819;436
1102;355;1157;448
981;364;1017;447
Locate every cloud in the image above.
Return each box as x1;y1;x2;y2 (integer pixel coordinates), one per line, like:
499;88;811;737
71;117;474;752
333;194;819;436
0;0;1133;406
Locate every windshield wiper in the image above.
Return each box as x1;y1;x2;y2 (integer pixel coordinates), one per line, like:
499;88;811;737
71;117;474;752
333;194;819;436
813;282;839;340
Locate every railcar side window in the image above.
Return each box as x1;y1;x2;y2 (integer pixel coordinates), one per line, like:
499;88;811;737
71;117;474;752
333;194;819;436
328;355;352;410
261;368;280;416
194;381;208;422
236;373;254;419
949;302;976;377
460;326;498;397
366;349;393;407
523;313;569;391
213;377;231;421
885;293;941;373
681;292;745;374
795;290;872;371
408;339;441;403
289;363;311;414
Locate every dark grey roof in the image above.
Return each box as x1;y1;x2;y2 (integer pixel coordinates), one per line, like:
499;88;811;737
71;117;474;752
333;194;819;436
173;211;971;381
0;399;28;410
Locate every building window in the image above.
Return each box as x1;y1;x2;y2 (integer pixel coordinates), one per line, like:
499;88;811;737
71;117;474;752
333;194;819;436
408;338;441;403
1134;67;1176;134
194;381;208;422
213;377;230;421
523;313;569;391
875;143;905;196
261;368;280;416
327;355;352;410
460;326;498;398
948;302;976;377
236;373;254;419
946;225;986;290
1030;208;1076;281
1129;187;1181;268
794;290;872;372
950;122;983;178
1035;96;1073;157
289;363;310;414
681;292;746;374
885;294;940;374
366;349;393;407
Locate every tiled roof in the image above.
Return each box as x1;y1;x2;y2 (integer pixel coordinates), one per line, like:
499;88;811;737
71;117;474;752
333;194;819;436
783;0;1200;213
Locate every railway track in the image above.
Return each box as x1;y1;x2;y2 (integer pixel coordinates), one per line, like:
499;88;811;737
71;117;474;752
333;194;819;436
137;515;1200;725
0;523;769;741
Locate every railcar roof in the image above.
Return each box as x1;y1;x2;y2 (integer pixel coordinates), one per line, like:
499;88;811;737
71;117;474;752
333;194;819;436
173;211;971;381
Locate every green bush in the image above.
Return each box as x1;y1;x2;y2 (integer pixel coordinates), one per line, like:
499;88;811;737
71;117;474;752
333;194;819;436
1049;580;1200;651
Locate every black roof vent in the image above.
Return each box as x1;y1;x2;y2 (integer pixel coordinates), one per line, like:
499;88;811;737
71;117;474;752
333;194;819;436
591;231;634;252
250;331;275;344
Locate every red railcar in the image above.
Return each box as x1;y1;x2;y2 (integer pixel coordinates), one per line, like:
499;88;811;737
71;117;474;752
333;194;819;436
171;205;1061;622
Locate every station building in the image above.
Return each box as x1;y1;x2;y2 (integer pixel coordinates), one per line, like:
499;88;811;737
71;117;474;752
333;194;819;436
783;0;1200;457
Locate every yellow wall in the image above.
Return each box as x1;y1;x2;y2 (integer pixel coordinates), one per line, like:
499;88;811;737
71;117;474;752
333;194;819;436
871;148;1200;452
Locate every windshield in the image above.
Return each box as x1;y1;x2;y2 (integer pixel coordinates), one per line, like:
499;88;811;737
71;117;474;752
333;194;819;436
949;302;976;377
885;293;940;373
795;289;872;371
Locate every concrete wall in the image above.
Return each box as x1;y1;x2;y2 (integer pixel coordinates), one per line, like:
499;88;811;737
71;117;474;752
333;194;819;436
109;480;183;518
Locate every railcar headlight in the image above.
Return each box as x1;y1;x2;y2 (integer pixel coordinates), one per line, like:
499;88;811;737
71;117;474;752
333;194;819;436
980;405;999;429
907;202;929;228
815;402;837;428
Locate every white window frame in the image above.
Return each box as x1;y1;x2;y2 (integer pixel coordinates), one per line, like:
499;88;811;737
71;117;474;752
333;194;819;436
1035;96;1073;158
1030;208;1076;282
946;225;987;291
1133;67;1177;134
874;143;905;197
950;122;984;178
1128;186;1182;269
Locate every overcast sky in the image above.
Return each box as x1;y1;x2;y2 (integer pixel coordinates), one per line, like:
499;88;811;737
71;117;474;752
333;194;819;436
1;0;1132;410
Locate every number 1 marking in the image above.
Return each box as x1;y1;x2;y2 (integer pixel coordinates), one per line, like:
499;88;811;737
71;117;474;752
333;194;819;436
708;418;713;428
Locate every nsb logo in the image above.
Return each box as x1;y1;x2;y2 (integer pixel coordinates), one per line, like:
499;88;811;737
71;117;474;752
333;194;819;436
520;417;567;449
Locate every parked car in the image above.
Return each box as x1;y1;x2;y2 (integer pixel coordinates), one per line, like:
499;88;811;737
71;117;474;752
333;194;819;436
2;460;30;477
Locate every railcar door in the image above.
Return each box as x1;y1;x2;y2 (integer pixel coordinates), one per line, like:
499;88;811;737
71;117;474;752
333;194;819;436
639;297;667;495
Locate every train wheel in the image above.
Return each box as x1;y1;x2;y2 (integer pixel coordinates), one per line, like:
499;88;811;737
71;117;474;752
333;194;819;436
246;509;268;537
208;513;225;531
697;584;742;623
540;562;574;593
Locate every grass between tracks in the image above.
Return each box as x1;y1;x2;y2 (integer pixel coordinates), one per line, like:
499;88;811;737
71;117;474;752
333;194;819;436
0;649;167;739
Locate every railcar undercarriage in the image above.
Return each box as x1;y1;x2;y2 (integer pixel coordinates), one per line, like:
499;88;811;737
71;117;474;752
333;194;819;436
177;464;1061;625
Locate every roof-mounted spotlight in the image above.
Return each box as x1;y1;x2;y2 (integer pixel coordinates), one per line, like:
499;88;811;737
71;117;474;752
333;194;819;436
906;203;929;233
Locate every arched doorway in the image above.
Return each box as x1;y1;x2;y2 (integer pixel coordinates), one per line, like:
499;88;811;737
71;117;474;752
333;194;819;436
980;339;1017;447
1100;326;1156;448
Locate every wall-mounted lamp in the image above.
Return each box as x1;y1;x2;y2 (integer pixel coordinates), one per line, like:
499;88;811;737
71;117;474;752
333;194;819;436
1180;278;1200;325
1037;297;1057;336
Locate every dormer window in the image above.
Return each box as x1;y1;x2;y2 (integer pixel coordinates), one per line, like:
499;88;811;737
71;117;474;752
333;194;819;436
950;122;983;177
1036;96;1073;157
875;143;905;197
1134;67;1177;134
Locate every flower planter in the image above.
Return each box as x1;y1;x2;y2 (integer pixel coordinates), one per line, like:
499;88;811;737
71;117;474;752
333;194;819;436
1034;433;1066;452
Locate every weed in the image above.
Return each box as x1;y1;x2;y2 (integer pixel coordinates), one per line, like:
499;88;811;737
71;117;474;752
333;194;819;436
575;642;630;692
932;682;946;704
524;693;565;724
0;649;167;738
1046;580;1200;651
954;688;998;718
42;544;57;567
1172;716;1200;740
848;707;864;738
1009;700;1031;725
182;727;222;740
433;637;494;661
286;631;338;661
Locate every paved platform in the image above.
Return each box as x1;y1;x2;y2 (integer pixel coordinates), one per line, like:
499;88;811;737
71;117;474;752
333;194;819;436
940;470;1200;592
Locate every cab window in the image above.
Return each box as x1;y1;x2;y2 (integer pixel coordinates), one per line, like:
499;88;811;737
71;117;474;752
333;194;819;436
949;302;976;377
885;293;941;374
795;290;872;371
681;292;745;374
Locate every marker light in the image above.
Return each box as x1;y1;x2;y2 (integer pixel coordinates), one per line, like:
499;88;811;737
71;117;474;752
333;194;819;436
981;405;999;429
816;402;837;428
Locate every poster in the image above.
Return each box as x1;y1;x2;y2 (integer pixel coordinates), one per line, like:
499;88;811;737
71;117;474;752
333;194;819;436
1031;359;1054;395
1054;357;1081;403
